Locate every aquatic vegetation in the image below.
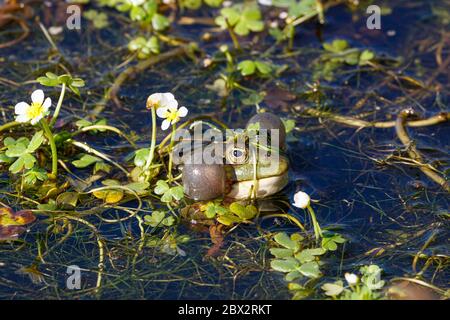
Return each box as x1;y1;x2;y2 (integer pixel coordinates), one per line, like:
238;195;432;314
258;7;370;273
321;265;386;300
269;229;346;299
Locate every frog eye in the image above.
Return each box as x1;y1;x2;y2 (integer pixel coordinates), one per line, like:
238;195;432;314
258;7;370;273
227;147;248;164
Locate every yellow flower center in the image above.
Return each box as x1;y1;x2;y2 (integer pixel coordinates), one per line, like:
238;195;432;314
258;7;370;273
165;109;179;123
26;102;44;120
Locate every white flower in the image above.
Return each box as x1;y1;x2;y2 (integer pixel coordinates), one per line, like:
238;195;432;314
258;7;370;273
151;92;188;130
258;0;273;6
147;92;178;110
292;191;310;209
15;89;51;125
345;273;359;286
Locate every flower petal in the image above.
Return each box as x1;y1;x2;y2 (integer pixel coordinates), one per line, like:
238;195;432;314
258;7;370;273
31;89;45;105
15;114;30;123
161;119;171;130
15;102;30;115
30;114;43;125
177;106;188;117
42;97;51;112
156;106;169;118
162;93;178;109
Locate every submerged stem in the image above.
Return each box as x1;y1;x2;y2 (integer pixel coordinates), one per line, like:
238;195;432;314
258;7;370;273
41;119;58;179
144;107;157;182
50;83;66;127
167;123;177;182
307;204;322;240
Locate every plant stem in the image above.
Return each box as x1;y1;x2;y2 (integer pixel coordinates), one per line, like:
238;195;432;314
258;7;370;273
41;119;58;179
307;204;322;240
225;19;241;50
0;121;20;133
144;107;157;182
167;124;177;182
50;82;66;127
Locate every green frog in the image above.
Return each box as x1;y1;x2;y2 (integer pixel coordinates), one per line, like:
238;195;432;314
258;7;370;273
178;112;289;201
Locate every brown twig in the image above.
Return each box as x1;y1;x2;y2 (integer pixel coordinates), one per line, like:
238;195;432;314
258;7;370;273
302;107;449;129
395;109;449;192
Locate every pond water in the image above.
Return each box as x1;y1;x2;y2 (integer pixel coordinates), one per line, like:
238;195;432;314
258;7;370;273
0;0;448;299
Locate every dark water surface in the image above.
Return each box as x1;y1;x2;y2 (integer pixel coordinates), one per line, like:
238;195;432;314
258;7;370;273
0;0;448;299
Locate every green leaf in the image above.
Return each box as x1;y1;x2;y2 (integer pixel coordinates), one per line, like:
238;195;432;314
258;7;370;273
56;192;79;208
216;214;242;226
71;78;85;88
171;186;184;201
134;148;150;167
9;157;25;173
154;180;170;195
23;168;48;185
5;141;28;157
94;161;111;174
323;39;349;53
254;61;272;74
144;210;166;227
182;0;202;9
359;49;375;65
271;258;299;273
273;232;299;251
152;13;169;31
205;0;223;7
298;261;321;278
282;119;296;133
125;182;149;194
269;248;294;258
72;154;102;168
237;60;256;76
84;9;109;29
27;131;44;153
22;153;36;169
285;271;302;282
322;281;344;296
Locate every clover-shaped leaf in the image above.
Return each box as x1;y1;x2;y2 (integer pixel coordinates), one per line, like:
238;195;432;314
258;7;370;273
128;36;160;59
154;180;184;203
84;9;109;29
4;133;43;174
144;210;175;227
203;201;228;219
215;5;264;36
323;39;349;53
23;167;48;185
273;232;300;251
321;232;346;251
